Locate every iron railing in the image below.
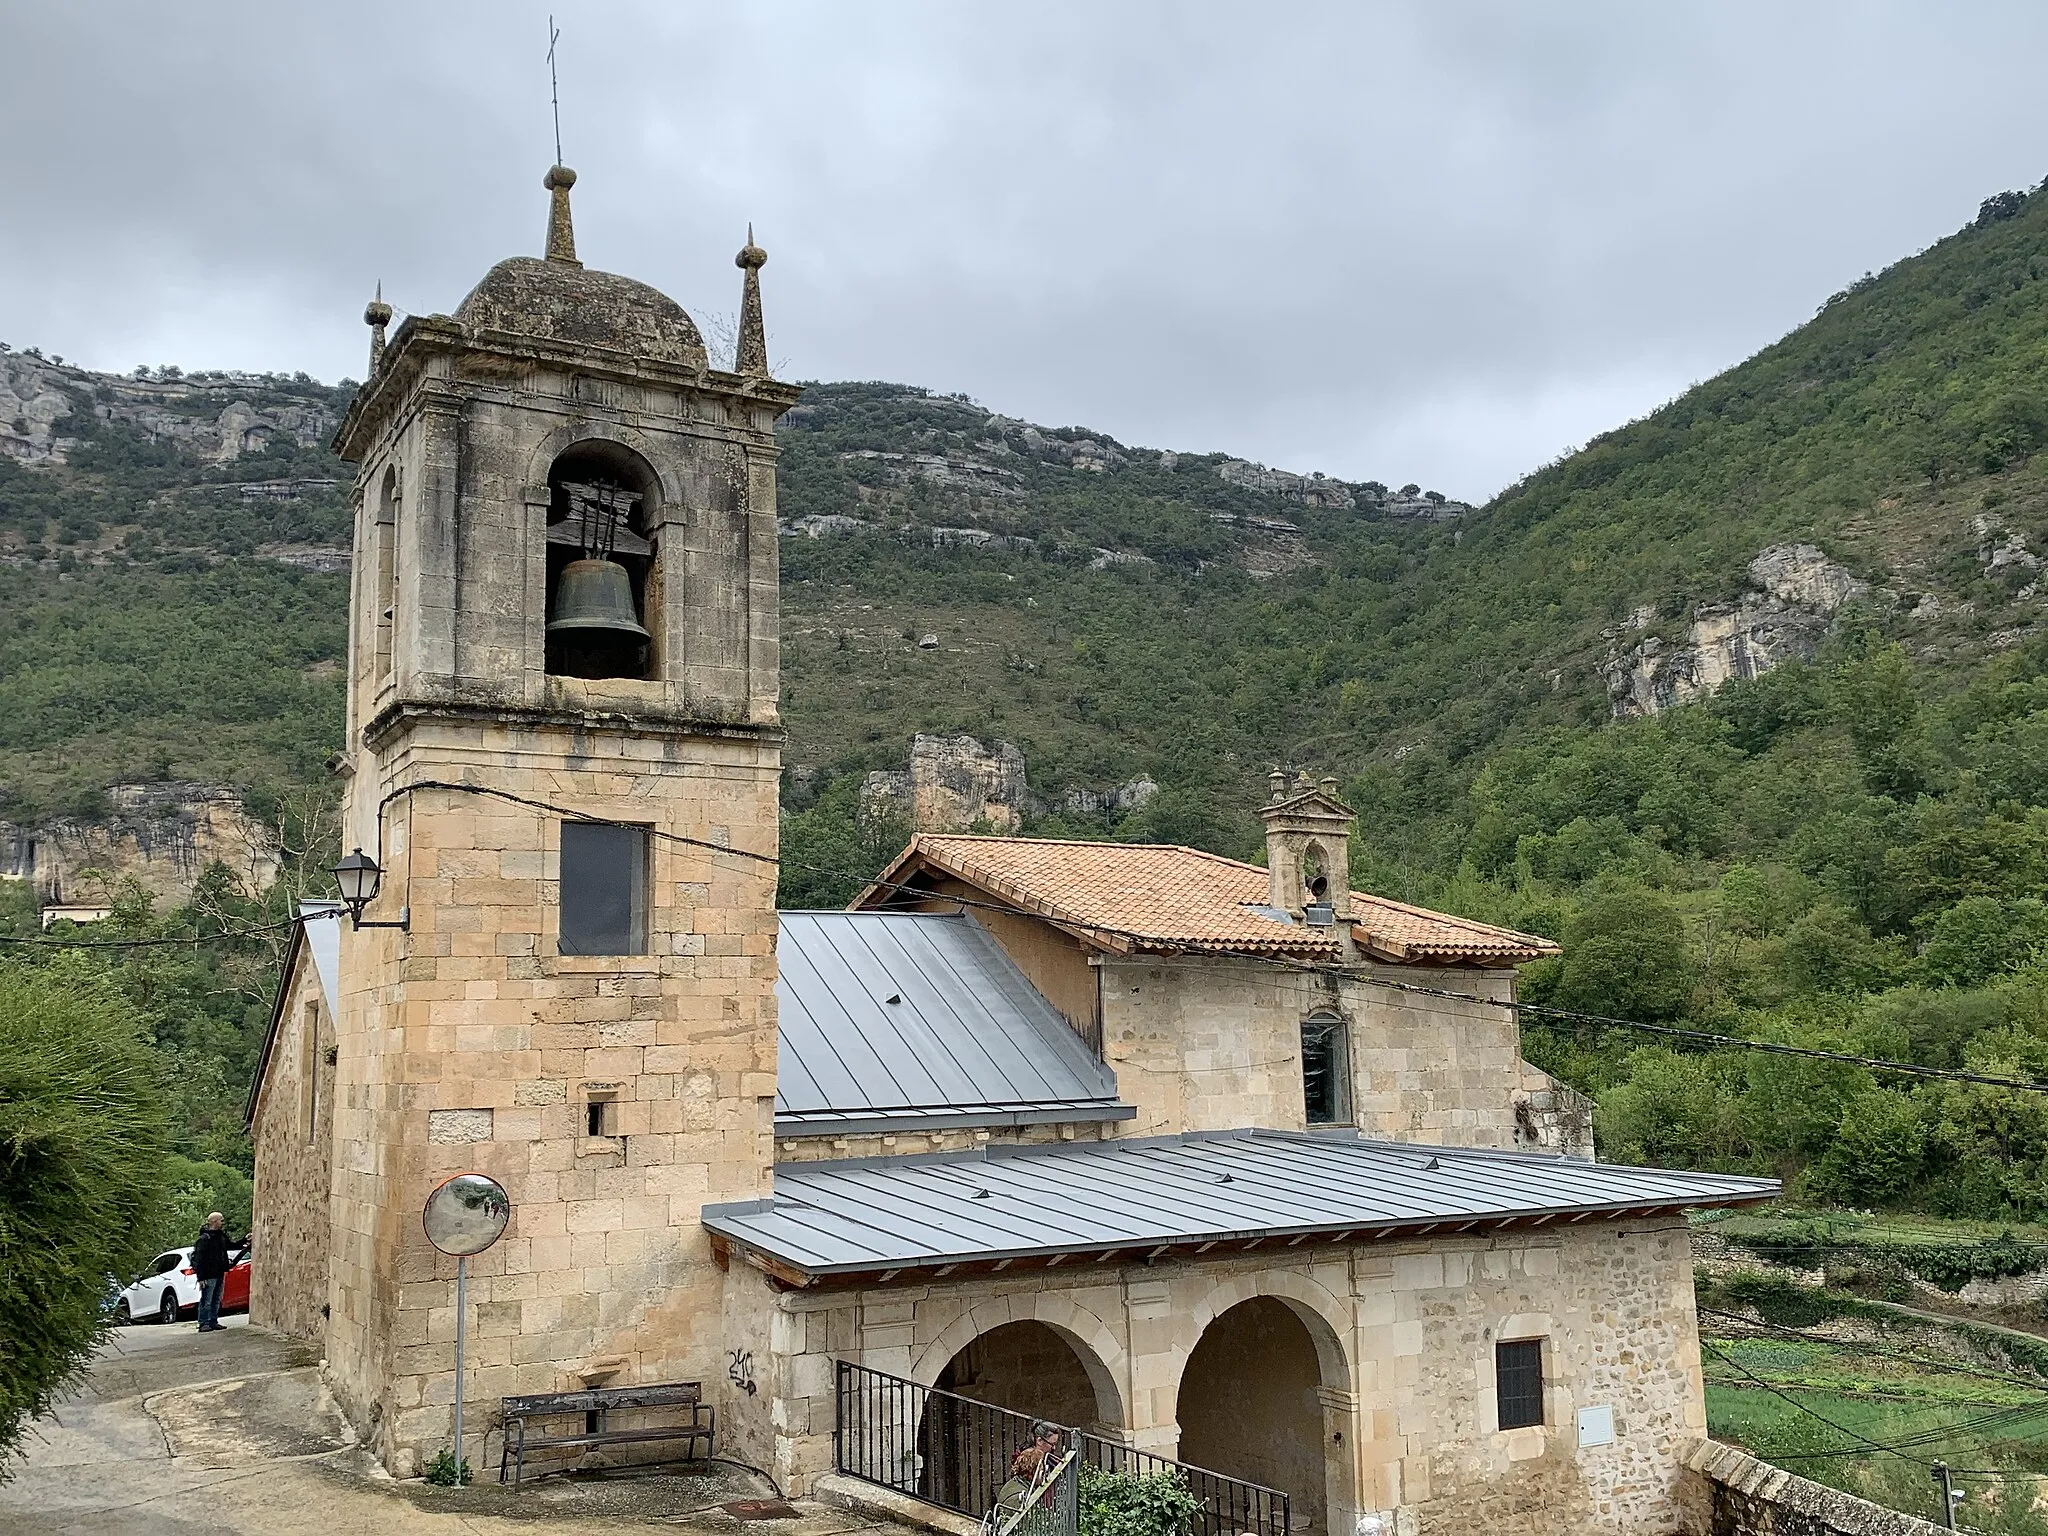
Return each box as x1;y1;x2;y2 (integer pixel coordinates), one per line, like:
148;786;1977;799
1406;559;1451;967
833;1360;1291;1536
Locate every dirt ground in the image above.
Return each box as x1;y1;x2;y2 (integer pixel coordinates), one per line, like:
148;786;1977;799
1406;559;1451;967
0;1315;921;1536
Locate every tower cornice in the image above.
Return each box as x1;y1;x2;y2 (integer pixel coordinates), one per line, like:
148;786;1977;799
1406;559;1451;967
333;315;802;464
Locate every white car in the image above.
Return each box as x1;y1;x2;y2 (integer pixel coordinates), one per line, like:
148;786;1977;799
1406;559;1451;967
113;1244;248;1325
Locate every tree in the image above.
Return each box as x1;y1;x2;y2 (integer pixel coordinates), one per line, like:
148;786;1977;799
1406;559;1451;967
1546;888;1695;1020
1922;896;2048;988
1813;1091;1927;1205
0;959;172;1472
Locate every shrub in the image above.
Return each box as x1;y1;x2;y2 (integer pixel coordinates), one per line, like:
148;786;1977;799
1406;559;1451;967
0;960;172;1473
1078;1463;1201;1536
421;1448;472;1486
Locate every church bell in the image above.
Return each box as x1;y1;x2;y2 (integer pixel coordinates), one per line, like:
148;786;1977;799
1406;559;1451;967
545;557;650;640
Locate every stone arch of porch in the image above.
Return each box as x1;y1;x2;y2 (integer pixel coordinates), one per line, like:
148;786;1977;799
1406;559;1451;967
910;1291;1128;1430
1172;1267;1354;1396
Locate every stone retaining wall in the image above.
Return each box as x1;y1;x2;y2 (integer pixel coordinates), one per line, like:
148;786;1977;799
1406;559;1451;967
1680;1439;1947;1535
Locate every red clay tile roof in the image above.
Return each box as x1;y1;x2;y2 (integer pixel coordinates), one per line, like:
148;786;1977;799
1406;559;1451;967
856;835;1558;966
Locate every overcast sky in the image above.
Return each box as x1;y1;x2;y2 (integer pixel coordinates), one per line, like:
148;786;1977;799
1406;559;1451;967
6;3;2046;500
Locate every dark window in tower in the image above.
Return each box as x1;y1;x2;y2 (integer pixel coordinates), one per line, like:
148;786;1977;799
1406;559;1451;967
1301;1012;1348;1125
559;822;649;955
544;441;660;681
1495;1339;1545;1430
374;466;399;684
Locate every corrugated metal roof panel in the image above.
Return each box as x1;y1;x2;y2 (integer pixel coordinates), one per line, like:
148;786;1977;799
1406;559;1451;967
704;1129;1779;1276
775;911;1126;1132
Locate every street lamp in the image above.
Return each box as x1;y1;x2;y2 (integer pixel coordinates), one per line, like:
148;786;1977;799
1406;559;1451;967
331;848;408;931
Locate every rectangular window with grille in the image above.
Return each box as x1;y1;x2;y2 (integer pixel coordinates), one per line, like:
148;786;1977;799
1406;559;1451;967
1496;1339;1545;1429
1301;1016;1348;1125
559;821;649;955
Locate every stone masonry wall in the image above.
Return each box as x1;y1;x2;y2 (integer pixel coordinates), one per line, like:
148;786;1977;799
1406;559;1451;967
1680;1439;1949;1536
758;1215;1705;1536
320;722;780;1475
248;951;336;1343
1099;956;1537;1149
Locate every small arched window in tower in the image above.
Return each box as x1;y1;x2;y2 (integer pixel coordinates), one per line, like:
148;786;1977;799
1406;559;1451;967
374;467;399;684
1301;1011;1349;1126
544;442;659;680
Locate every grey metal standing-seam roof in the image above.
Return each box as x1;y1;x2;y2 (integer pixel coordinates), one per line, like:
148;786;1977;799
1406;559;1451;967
774;910;1132;1135
704;1128;1780;1279
242;900;344;1132
302;899;341;1018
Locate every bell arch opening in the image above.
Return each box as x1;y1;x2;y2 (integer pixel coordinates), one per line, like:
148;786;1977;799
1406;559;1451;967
544;439;661;680
1301;840;1330;904
1176;1298;1335;1534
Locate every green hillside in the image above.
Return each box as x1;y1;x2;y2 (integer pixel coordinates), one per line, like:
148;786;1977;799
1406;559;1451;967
4;185;2048;1211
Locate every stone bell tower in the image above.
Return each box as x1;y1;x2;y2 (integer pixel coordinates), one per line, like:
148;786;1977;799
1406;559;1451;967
324;165;798;1473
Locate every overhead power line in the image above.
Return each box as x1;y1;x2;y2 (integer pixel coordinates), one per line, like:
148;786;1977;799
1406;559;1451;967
8;778;2048;1104
0;912;307;949
1360;976;2048;1099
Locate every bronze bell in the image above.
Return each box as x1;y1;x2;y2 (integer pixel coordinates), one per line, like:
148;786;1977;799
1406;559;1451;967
546;558;649;639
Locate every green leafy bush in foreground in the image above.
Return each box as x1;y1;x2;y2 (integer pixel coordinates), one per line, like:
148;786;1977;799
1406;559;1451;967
0;960;172;1472
1078;1463;1202;1536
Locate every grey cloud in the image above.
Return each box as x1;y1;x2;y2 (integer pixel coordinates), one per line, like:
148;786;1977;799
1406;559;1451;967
7;2;2048;499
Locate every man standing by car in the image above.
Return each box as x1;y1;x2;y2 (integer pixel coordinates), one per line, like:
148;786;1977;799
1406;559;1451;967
192;1212;231;1332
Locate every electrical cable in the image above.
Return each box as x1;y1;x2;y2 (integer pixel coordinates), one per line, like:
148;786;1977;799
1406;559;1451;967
1696;1308;2048;1397
1697;1337;1911;1458
13;776;2048;1104
0;912;309;949
1698;1315;2048;1482
1358;975;2048;1097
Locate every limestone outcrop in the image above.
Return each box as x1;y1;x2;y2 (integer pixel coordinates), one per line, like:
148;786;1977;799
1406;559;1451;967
0;781;282;912
0;351;340;469
856;734;1158;833
1606;543;1870;718
860;735;1031;832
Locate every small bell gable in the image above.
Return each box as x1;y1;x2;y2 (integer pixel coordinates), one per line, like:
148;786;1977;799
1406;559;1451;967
1260;770;1356;921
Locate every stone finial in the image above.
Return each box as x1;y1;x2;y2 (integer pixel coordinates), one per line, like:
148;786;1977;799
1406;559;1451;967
1268;768;1288;803
544;164;581;267
364;283;393;374
1319;775;1340;799
734;224;768;378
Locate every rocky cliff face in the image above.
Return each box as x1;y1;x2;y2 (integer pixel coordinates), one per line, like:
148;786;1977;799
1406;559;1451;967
1605;543;1870;718
0;351;340;468
856;734;1158;834
0;781;281;912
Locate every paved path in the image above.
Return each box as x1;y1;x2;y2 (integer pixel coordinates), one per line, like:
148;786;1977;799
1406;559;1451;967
0;1316;916;1536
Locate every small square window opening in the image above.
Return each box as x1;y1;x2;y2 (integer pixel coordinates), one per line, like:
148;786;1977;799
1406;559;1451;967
559;821;649;955
1496;1339;1545;1430
1301;1015;1348;1125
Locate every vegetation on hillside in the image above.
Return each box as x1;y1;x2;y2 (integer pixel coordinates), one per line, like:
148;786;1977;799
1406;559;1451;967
2;184;2047;1234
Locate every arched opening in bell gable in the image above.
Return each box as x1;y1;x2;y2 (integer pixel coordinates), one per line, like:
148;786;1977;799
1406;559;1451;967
1301;840;1330;904
1177;1298;1337;1534
543;439;661;681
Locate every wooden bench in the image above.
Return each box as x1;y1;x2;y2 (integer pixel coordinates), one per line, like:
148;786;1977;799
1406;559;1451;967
498;1381;715;1486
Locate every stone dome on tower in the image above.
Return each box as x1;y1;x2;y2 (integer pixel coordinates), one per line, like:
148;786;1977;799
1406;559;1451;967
451;164;709;372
